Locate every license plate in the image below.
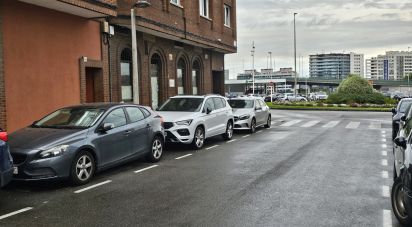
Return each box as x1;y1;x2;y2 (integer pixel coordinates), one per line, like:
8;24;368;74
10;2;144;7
13;166;18;175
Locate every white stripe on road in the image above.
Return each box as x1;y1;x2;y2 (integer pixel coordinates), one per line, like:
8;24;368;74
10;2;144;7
369;122;382;129
74;180;112;194
383;209;393;227
381;130;386;134
242;135;250;138
0;207;33;220
206;145;219;150
382;185;390;197
382;144;387;149
322;121;340;128
345;122;360;129
382;171;389;179
381;134;386;138
382;138;387;142
175;154;193;160
134;165;158;173
226;139;237;143
256;130;263;133
382;150;387;156
280;120;302;127
382;159;388;166
301;120;320;128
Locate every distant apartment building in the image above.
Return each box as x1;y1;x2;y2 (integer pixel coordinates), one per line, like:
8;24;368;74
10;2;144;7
309;52;364;79
365;51;412;80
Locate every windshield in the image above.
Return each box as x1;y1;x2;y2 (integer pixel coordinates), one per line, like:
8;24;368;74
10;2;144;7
34;108;105;129
228;100;254;108
158;98;204;112
399;100;412;113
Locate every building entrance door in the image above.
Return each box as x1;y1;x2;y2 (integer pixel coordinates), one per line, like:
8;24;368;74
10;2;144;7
212;71;224;96
150;54;162;109
86;67;103;103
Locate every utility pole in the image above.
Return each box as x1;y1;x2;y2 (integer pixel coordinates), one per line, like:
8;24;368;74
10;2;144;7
251;41;256;95
294;13;298;97
268;51;272;69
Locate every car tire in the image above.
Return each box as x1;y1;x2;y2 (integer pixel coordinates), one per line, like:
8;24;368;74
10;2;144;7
146;136;164;163
223;121;234;140
70;150;95;185
392;177;412;226
192;126;205;150
250;118;256;133
264;115;271;128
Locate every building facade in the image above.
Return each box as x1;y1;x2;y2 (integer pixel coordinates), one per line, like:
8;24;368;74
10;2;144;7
365;51;412;80
309;52;364;79
237;68;296;80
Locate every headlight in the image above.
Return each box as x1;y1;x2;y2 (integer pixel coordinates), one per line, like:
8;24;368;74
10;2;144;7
39;145;69;159
239;115;250;120
175;119;193;126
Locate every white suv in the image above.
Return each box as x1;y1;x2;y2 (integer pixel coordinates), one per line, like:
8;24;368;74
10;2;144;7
157;95;234;149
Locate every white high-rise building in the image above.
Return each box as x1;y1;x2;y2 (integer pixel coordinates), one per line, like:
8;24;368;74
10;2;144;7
365;51;412;80
350;53;364;77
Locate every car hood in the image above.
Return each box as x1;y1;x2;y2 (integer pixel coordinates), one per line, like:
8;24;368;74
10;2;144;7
232;108;253;116
157;111;199;122
8;127;88;151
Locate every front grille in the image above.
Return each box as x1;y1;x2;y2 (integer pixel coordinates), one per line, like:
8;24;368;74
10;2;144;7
164;122;174;129
11;153;27;165
177;129;190;136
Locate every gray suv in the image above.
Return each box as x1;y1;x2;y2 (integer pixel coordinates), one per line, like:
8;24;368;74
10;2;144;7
158;95;234;149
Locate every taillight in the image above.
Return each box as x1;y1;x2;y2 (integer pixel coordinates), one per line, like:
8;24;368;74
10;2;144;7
0;132;8;142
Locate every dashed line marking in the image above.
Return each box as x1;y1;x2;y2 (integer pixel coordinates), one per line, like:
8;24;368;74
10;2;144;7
0;207;33;220
256;130;263;133
242;135;250;138
381;130;386;134
382;150;387;156
382;159;388;166
280;120;302;127
206;145;219;150
226;139;237;143
134;165;158;173
383;209;392;227
345;122;360;129
382;144;387;149
369;122;382;129
382;171;389;179
382;185;390;198
322;121;340;128
175;154;193;160
301;120;320;128
382;138;387;142
74;180;112;194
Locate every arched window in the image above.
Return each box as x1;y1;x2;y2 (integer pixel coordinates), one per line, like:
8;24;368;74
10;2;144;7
192;60;201;95
177;58;186;95
120;49;133;102
150;53;162;109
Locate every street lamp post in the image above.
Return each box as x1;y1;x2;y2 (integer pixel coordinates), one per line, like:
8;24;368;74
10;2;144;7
251;41;255;95
294;13;298;98
131;0;150;104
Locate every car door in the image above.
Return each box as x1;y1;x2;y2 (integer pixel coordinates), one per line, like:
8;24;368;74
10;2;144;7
202;98;218;137
125;107;149;155
92;108;133;167
213;97;226;134
254;100;264;125
258;100;270;122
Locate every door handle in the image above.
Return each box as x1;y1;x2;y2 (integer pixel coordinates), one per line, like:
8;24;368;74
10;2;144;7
146;124;151;128
124;130;133;135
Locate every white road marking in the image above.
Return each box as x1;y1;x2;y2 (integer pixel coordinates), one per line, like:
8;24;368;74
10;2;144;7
382;171;389;179
74;180;112;194
280;120;302;127
381;134;386;138
0;207;33;220
369;122;382;129
345;122;360;129
242;135;250;138
226;139;237;143
206;145;219;150
301;120;320;128
322;121;340;128
256;130;263;133
382;138;387;142
383;209;392;227
381;130;386;134
382;144;387;149
382;185;390;197
175;154;193;160
134;165;158;173
382;159;388;166
382;150;387;156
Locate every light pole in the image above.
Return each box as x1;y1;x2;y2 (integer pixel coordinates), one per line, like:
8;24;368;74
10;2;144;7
251;41;255;95
131;0;150;104
293;13;298;97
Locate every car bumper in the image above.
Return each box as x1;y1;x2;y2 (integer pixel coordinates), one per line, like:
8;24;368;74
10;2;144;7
234;118;251;130
164;127;194;144
0;168;13;187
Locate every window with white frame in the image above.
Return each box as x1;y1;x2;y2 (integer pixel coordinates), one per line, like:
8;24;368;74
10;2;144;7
199;0;209;18
224;5;231;27
170;0;180;6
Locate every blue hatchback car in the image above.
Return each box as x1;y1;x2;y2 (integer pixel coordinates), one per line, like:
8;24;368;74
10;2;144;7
0;130;13;187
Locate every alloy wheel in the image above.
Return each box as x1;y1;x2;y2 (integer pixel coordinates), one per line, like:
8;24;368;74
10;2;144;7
76;155;93;181
227;122;233;139
394;182;408;219
152;139;163;159
195;128;205;148
251;119;256;133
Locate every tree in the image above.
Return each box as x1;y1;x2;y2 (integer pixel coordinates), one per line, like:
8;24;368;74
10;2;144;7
337;74;374;95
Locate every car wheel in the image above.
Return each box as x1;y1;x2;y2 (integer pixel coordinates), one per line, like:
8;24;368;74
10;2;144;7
392;177;412;225
250;118;256;133
192;126;205;149
223;121;234;140
264;115;271;128
70;150;95;185
146;136;164;163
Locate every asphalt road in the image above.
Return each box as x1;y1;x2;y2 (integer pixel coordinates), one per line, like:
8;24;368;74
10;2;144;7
0;110;399;226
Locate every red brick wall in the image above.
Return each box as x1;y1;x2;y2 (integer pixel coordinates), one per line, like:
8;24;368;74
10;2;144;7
0;4;6;130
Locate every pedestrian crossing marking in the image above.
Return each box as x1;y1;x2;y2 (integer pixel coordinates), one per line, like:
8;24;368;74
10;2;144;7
369;122;381;129
322;121;340;128
301;120;320;128
280;120;302;127
346;122;360;129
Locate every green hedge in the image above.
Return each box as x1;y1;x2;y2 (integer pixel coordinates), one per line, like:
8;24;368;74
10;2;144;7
326;92;386;104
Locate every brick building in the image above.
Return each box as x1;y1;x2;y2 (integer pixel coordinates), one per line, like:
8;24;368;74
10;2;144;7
108;0;237;109
0;0;237;132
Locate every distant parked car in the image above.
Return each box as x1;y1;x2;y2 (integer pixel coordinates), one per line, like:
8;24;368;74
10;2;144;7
392;92;408;100
315;92;328;100
392;98;412;140
282;94;307;102
0;129;13;188
8;103;165;185
158;95;234;149
228;97;271;133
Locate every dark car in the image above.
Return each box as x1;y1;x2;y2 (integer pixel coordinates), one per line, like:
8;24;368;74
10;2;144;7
392;98;412;140
8;103;165;185
0;129;13;187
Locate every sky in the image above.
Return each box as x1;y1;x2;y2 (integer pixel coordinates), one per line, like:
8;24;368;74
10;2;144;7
224;0;412;78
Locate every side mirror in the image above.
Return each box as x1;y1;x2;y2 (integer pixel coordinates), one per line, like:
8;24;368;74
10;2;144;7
401;115;407;122
394;137;407;149
100;123;114;132
255;107;262;111
206;107;212;114
392;108;397;114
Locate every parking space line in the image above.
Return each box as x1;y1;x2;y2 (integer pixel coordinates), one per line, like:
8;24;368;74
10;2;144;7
175;154;192;160
382;138;387;142
256;130;263;133
381;134;386;138
382;185;390;197
382;171;389;179
322;121;340;128
226;139;237;143
301;120;320;128
206;145;219;150
345;122;360;129
74;180;112;194
383;209;393;227
242;135;250;138
134;165;158;173
381;130;386;134
382;144;387;149
382;150;387;156
0;207;33;220
382;159;388;166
